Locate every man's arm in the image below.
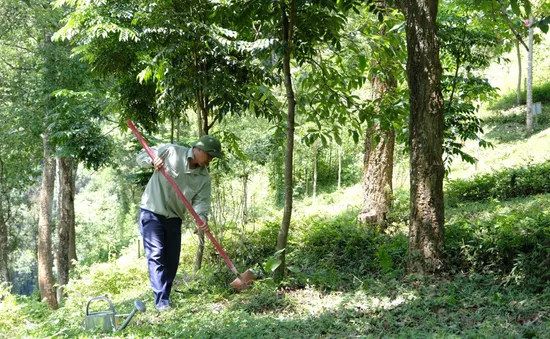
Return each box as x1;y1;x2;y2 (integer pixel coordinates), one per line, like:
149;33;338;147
136;147;158;168
193;179;212;228
136;144;171;169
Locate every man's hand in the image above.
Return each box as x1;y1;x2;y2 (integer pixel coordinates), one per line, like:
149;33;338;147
153;156;164;171
197;221;210;233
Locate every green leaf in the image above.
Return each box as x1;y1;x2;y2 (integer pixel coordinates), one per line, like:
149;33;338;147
522;0;531;17
274;248;285;256
287;266;301;273
265;257;282;272
359;55;367;72
537;16;550;33
136;66;152;84
510;0;521;16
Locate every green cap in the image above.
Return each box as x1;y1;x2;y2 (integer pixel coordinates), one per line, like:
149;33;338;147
192;135;223;158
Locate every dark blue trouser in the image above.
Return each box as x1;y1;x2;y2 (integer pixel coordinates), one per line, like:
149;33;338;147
138;209;182;309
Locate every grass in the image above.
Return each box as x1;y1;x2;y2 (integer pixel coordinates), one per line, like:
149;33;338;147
446;103;550;181
487;82;550;112
3;183;550;338
3;236;550;338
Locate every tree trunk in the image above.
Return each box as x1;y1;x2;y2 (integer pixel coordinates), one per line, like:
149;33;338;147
53;158;61;286
359;12;396;228
403;0;445;274
38;132;58;309
0;214;8;284
176;115;181;143
170;116;175;144
312;144;318;204
305;168;309;196
54;158;61;302
193;117;206;273
516;39;522;105
275;0;296;282
56;157;74;303
193;94;209;275
328;145;332;172
69;162;77;268
526;16;534;135
242;172;248;223
359;127;395;227
192;35;208;273
337;146;341;190
0;158;10;283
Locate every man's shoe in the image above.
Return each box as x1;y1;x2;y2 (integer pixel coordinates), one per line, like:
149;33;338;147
156;304;171;312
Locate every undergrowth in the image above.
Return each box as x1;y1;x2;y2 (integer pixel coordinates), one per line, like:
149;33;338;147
445;194;550;292
445;160;550;205
488;81;550;111
3;190;550;338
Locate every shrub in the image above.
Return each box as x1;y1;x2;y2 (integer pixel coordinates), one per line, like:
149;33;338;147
63;253;149;311
223;220;281;269
231;281;291;314
444;196;550;291
374;233;408;277
488;81;550;111
532;82;550;103
286;213;408;290
483;104;550;127
445;160;550;205
0;283;21;335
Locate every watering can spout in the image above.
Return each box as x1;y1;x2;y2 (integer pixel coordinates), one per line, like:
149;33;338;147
118;300;146;331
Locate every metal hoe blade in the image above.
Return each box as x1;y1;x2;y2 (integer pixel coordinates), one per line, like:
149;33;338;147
230;269;256;291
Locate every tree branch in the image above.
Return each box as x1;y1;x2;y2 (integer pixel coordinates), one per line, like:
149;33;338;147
0;42;34;53
0;58;32;71
207;114;218;131
494;0;529;51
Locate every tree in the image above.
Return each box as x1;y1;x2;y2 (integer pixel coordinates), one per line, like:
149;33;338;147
311;139;320;204
0;0;52;292
438;5;500;170
55;0;281;272
515;40;523;105
0;0;114;304
0;159;10;283
490;0;550;133
357;5;407;227
399;0;445;274
526;14;534;135
56;157;74;302
256;0;363;280
228;0;365;279
6;0;69;308
37;129;58;309
45;45;114;301
274;0;297;281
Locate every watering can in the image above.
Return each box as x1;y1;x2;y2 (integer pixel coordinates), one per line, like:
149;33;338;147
82;296;146;332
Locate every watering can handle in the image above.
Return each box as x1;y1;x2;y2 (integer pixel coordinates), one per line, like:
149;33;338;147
85;296;115;315
126;120;241;277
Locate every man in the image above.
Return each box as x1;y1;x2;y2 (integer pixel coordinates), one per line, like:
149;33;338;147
136;135;223;311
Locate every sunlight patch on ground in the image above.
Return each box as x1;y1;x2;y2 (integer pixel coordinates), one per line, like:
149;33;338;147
286;286;417;319
295;185;363;219
286;286;344;316
447;125;550;180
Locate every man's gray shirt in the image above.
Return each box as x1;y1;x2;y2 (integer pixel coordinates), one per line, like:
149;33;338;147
137;144;211;222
